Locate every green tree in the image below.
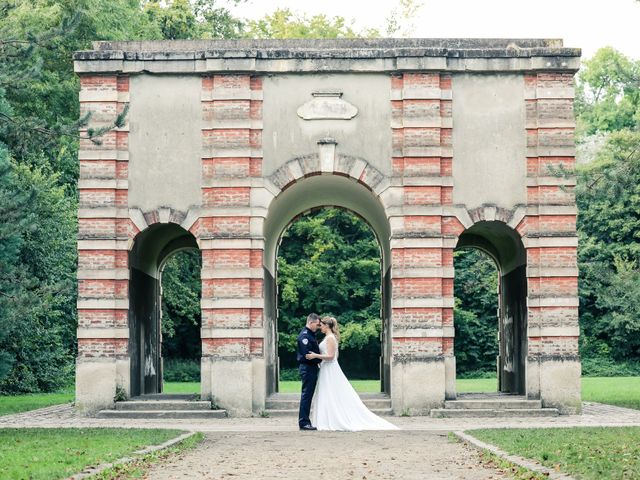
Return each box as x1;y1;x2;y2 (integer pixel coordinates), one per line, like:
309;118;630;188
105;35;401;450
595;256;640;359
576;47;640;135
192;0;244;39
385;0;423;37
576;129;640;363
0;144;76;393
575;47;640;368
0;0;162;189
453;249;499;376
0;0;161;393
161;249;202;360
245;8;379;39
144;0;198;40
0;142;32;384
143;0;244;40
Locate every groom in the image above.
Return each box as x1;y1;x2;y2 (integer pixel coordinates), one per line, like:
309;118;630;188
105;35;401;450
296;313;322;430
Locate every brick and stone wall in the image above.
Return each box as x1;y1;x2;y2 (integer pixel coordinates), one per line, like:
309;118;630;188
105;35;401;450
389;72;456;411
196;74;266;414
74;39;582;415
521;72;581;413
76;73;132;411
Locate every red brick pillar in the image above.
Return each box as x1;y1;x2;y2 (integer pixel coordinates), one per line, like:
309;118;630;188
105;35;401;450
522;72;581;413
389;73;455;413
76;74;131;411
196;74;264;415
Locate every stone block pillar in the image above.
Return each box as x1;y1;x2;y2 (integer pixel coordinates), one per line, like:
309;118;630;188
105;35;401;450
389;72;455;414
196;74;265;415
76;74;131;412
522;72;581;413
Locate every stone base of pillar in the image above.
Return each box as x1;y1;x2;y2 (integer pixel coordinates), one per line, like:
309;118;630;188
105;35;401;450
444;355;456;400
251;357;266;413
201;356;212;402
75;359;117;413
201;357;254;416
538;356;582;414
115;358;130;397
392;358;445;415
526;357;541;400
528;356;581;414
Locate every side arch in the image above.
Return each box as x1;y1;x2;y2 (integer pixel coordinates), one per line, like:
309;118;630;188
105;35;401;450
454;220;527;395
128;222;200;397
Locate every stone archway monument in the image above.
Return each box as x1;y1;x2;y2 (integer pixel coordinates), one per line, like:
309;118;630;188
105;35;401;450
74;39;582;416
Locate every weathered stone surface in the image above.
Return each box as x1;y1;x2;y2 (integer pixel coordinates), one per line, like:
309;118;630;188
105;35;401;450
75;38;581;418
74;39;581;74
297;91;358;120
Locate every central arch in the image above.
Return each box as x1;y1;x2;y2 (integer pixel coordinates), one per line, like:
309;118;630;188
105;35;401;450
263;173;392;396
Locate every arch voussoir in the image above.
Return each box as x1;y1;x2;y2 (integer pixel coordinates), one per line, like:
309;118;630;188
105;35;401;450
268;152;388;200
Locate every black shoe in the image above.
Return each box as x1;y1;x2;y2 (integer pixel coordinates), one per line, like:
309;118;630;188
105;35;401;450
299;424;317;431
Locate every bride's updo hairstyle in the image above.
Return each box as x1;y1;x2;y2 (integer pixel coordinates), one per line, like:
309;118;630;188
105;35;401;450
321;316;340;342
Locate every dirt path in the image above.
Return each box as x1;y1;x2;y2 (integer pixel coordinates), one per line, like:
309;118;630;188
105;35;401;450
144;431;508;480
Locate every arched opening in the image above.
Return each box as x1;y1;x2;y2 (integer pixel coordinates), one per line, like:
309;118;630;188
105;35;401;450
263;174;392;397
275;207;383;390
128;223;200;397
455;221;527;395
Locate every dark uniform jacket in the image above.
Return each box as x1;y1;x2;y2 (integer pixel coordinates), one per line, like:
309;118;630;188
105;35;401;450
296;327;321;366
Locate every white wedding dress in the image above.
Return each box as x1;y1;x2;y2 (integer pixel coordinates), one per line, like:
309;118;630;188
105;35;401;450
311;334;399;431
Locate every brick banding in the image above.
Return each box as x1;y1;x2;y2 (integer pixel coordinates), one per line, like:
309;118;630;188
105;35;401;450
74;40;581;415
524;72;579;381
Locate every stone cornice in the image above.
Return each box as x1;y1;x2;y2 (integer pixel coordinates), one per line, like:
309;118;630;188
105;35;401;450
74;38;581;74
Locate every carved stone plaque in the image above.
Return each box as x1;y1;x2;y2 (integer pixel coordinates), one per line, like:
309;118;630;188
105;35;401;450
296;90;358;120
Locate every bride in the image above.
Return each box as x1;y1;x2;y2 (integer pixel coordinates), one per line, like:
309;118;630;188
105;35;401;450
305;316;399;431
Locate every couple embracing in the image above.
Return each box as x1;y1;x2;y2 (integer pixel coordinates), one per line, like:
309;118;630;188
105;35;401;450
296;313;399;431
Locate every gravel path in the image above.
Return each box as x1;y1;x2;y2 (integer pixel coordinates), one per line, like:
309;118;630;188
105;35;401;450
144;431;508;480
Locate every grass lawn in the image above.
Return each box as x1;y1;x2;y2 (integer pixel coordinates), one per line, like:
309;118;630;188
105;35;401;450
457;378;498;393
163;377;640;408
0;383;200;416
163;382;200;394
279;379;381;393
165;380;382;394
581;376;640;410
0;387;74;416
168;379;495;395
0;428;184;480
469;427;640;480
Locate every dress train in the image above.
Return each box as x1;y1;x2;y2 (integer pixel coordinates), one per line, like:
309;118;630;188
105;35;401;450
311;334;399;431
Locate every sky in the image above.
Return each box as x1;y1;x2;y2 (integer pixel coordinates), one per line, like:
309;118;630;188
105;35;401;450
230;0;640;61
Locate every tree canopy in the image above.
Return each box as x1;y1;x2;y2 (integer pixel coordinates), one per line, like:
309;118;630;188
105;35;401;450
453;250;499;377
575;49;640;366
244;8;379;39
